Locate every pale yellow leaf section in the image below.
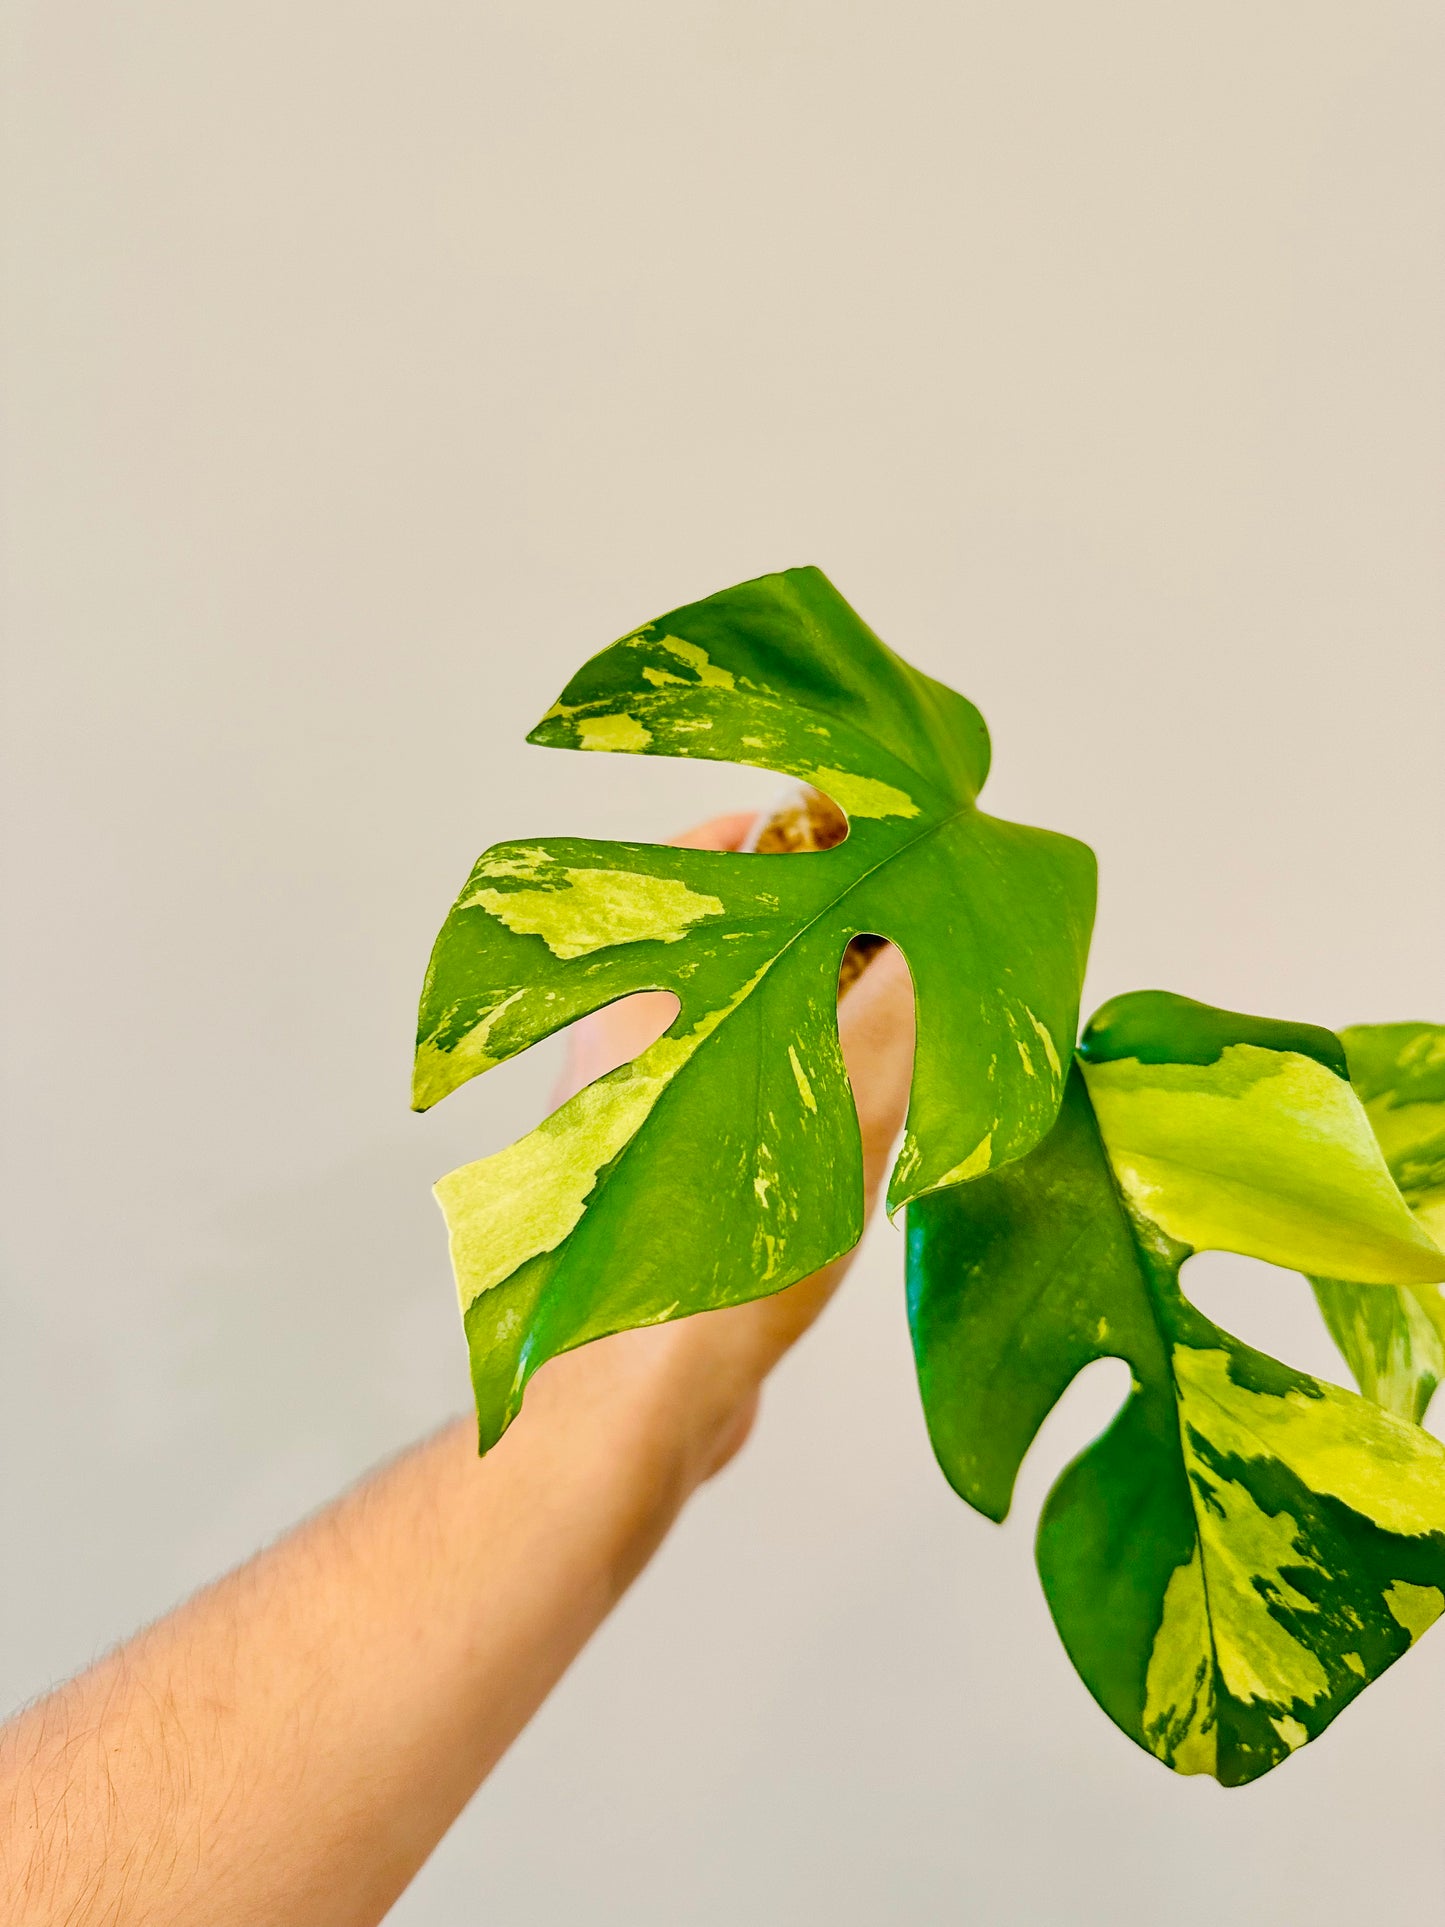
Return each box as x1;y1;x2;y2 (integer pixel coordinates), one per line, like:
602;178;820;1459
577;712;651;752
412;988;527;1110
1024;1005;1063;1081
931;1134;994;1190
889;1133;994;1220
1384;1580;1444;1643
1082;1046;1445;1284
465;868;724;960
787;1045;817;1114
1142;1547;1218;1774
1173;1401;1332;1707
1145;1342;1445;1738
653;635;736;689
438;1058;677;1313
805;766;919;820
436;971;765;1312
1173;1345;1445;1540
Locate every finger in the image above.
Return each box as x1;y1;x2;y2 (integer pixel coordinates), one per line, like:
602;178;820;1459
836;942;916;1193
552;989;680;1102
669;810;759;853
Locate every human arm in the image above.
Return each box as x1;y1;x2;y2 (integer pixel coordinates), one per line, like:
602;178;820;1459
0;812;916;1927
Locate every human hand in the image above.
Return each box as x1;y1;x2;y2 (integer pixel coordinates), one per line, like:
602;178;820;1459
528;809;917;1494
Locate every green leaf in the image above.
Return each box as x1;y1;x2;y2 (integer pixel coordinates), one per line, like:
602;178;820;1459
1310;1022;1445;1422
907;990;1445;1785
416;567;1096;1448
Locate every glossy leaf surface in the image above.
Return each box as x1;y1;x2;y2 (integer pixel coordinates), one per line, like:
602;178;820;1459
1310;1023;1445;1422
908;991;1445;1784
416;568;1095;1447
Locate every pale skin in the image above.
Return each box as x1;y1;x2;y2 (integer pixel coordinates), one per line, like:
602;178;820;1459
0;812;917;1927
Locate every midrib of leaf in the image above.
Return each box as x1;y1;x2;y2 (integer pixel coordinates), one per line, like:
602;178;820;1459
1084;1115;1237;1730
1144;1229;1311;1742
1126;1235;1242;1745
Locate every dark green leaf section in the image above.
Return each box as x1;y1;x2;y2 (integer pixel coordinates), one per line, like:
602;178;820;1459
1310;1022;1445;1423
528;565;993;805
908;996;1445;1786
416;567;1096;1448
1080;989;1349;1078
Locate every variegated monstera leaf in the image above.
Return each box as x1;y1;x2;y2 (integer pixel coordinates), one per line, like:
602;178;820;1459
1311;1023;1445;1423
416;567;1095;1448
907;990;1445;1786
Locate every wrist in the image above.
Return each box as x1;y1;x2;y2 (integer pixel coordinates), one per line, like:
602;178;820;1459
523;1316;764;1522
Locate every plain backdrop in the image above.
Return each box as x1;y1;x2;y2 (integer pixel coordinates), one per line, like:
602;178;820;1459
3;5;1444;1922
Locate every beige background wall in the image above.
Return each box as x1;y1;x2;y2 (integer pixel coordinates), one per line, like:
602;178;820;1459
4;4;1444;1920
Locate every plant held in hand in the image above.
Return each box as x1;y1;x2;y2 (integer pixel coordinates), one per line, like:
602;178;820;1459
416;567;1445;1785
415;568;1094;1446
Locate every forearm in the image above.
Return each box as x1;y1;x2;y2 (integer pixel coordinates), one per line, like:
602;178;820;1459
0;1362;704;1927
0;922;912;1926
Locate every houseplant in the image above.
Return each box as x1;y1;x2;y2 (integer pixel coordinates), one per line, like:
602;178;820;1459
415;566;1445;1785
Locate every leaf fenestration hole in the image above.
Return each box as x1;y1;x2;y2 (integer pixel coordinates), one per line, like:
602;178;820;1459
1181;1250;1366;1397
746;785;850;856
1008;1356;1134;1525
549;990;682;1104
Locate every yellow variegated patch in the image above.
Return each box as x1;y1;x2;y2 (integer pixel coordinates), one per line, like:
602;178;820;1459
806;766;919;820
438;967;765;1311
1081;1045;1444;1284
649;634;736;689
1174;1345;1445;1539
1142;1548;1217;1775
1384;1580;1444;1642
463;866;725;960
412;988;527;1110
438;1047;682;1312
932;1135;993;1190
576;712;651;752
